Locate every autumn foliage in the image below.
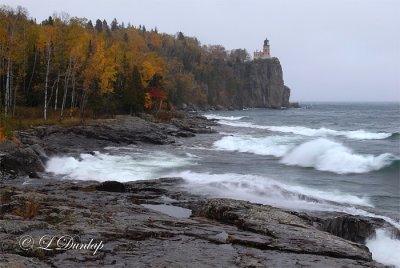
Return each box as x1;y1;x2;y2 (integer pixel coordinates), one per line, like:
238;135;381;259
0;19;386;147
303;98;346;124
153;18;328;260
0;6;251;122
0;115;14;143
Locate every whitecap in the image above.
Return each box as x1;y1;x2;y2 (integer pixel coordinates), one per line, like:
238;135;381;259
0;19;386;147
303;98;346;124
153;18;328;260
281;138;396;174
366;229;400;268
217;120;392;140
205;114;246;121
170;171;372;209
213;135;299;157
172;170;400;268
46;151;194;181
268;126;392;140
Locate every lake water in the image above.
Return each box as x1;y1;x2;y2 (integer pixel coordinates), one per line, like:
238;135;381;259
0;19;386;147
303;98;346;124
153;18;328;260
46;102;400;266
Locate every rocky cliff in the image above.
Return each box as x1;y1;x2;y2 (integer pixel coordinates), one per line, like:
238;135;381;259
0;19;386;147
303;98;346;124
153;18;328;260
233;57;290;109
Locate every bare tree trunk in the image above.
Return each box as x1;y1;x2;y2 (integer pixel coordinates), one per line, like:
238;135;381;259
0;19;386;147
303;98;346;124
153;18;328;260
156;99;163;118
22;24;26;95
70;70;76;118
0;53;3;108
79;90;88;121
27;49;37;94
9;66;13;115
54;76;59;111
44;44;51;121
53;73;60;110
60;57;72;120
0;56;3;111
47;76;59;107
5;56;11;116
12;81;17;117
5;24;15;116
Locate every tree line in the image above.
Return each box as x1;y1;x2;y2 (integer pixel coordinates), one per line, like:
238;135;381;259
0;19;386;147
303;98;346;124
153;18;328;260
0;6;251;121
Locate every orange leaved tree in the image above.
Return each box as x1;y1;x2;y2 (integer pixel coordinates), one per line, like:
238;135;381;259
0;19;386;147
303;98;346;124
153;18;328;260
146;86;170;119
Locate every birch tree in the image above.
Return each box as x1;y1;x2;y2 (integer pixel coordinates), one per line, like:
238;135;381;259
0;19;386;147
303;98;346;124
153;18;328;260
38;24;55;120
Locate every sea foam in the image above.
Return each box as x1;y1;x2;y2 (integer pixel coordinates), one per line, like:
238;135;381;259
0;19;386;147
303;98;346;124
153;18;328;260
214;135;298;157
218;120;392;140
281;138;396;174
366;229;400;268
172;170;372;209
213;136;396;174
205;114;246;121
176;170;400;267
46;151;194;181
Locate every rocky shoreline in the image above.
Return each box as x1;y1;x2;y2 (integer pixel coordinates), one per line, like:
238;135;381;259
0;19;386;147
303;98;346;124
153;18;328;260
0;113;216;179
0;113;397;267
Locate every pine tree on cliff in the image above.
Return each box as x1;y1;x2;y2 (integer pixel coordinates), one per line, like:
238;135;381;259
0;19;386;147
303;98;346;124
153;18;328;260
132;66;145;113
124;66;145;115
111;18;118;31
95;19;103;33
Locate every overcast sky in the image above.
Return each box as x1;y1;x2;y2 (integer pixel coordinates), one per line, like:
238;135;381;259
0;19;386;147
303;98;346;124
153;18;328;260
3;0;400;102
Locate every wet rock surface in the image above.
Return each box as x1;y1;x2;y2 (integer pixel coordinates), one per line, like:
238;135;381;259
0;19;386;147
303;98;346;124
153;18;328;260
1;113;216;179
320;214;385;244
0;140;45;179
0;178;390;267
16;113;215;155
0;113;396;267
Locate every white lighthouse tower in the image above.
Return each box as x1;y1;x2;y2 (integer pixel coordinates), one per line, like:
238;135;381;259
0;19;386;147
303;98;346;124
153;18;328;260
254;38;271;59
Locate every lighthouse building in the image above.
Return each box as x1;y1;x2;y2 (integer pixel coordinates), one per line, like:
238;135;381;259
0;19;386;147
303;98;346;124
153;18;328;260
254;38;271;59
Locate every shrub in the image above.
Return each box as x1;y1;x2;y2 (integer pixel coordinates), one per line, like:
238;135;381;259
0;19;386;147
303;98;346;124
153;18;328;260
14;200;41;219
0;115;14;143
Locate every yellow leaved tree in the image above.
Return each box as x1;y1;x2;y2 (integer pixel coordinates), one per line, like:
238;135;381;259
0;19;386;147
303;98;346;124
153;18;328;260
141;53;165;88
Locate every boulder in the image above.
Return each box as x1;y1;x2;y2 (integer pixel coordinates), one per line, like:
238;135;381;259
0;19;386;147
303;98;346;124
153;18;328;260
0;141;44;178
96;181;126;192
194;199;373;261
30;144;48;162
322;215;385;243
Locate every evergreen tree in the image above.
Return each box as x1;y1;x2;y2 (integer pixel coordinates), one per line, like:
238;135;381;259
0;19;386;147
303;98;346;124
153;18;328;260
42;16;54;25
0;5;257;121
124;66;144;114
177;32;185;40
95;19;103;32
86;20;94;31
111;18;118;31
102;19;111;36
132;66;145;112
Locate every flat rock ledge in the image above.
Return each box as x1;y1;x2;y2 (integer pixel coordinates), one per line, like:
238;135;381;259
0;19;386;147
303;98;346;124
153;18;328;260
0;113;217;179
0;178;390;267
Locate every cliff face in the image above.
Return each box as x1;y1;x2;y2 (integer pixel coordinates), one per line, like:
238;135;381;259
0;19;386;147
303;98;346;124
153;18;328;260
233;57;290;108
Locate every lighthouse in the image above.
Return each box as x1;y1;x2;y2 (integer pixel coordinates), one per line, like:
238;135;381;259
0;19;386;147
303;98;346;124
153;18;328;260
254;38;271;59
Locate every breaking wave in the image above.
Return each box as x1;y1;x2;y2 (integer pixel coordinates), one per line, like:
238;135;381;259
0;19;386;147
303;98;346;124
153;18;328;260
214;135;298;157
46;151;195;181
388;132;400;140
174;169;400;267
205;114;246;121
269;126;392;140
366;229;400;268
172;171;372;209
218;120;392;140
213;136;397;174
281;138;397;174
